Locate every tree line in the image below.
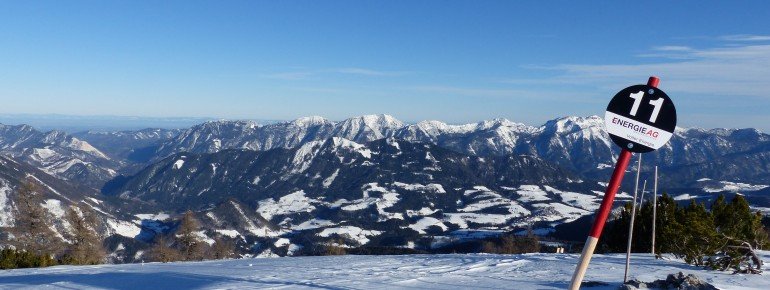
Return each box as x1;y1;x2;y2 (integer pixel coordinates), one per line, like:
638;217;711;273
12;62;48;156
1;181;104;269
600;193;768;273
146;210;236;263
1;180;236;269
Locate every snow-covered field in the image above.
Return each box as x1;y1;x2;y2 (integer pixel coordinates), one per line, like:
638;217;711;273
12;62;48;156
1;252;768;289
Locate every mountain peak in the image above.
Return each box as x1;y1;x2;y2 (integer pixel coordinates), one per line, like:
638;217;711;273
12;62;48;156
541;115;603;134
344;114;404;128
289;116;331;127
200;119;260;129
332;114;404;141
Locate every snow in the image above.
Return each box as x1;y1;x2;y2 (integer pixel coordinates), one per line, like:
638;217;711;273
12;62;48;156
532;203;589;223
66;138;109;159
31;148;56;161
134;213;171;221
703;181;769;193
444;212;511;228
172;159;185;170
514;185;550;202
106;219;142;238
408;217;448;234
0;182;14;227
256;249;279;258
460;187;530;217
292;219;336;231
86;197;103;205
317;226;382;245
674;193;695;201
274;238;291;247
291;140;324;173
194;231;215;245
341;183;401;220
394;182;446;194
406;207;438;217
41;199;66;219
257;190;318;221
387;137;401;150
544;186;600;211
4;252;767;289
215;229;241;239
597;163;613;169
287;244;303;256
44;158;88;175
321;169;339;188
331;137;373;159
290;116;329;127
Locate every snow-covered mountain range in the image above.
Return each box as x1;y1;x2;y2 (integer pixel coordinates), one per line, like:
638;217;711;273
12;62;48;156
0;124;120;189
1;114;769;259
149;114;770;186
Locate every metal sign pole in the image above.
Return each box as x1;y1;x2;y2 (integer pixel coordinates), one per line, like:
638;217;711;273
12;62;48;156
624;156;643;283
651;166;658;255
569;76;663;290
639;180;648;208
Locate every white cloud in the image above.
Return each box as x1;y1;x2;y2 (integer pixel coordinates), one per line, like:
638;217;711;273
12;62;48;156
261;71;314;80
526;44;770;98
409;85;597;103
652;46;693;52
333;67;407;76
261;67;408;80
719;34;770;42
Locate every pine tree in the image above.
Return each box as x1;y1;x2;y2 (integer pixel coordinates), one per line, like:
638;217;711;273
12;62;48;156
652;193;684;256
11;180;62;260
62;205;106;265
177;210;205;261
677;200;719;265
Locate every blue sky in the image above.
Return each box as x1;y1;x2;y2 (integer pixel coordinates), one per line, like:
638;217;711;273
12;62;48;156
1;1;770;130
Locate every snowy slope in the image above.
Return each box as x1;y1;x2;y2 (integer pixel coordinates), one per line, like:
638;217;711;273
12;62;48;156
0;124;119;188
1;252;768;289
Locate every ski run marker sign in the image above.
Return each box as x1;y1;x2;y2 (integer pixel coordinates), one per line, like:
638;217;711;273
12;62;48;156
604;84;677;153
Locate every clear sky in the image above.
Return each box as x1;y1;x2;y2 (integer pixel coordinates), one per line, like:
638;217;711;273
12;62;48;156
1;1;769;130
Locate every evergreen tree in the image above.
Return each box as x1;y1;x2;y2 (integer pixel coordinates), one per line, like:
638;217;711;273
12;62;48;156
654;193;685;256
599;193;767;273
677;200;719;265
0;248;56;269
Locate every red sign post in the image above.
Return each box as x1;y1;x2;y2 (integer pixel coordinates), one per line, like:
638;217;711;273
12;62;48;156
569;76;672;289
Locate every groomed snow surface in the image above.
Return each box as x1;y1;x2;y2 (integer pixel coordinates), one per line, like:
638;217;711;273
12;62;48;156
1;252;768;289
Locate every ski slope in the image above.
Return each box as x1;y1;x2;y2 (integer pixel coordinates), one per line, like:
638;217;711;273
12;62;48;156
1;252;768;289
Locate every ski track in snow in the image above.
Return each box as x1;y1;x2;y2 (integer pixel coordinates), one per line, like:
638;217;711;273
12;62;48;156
1;252;768;289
